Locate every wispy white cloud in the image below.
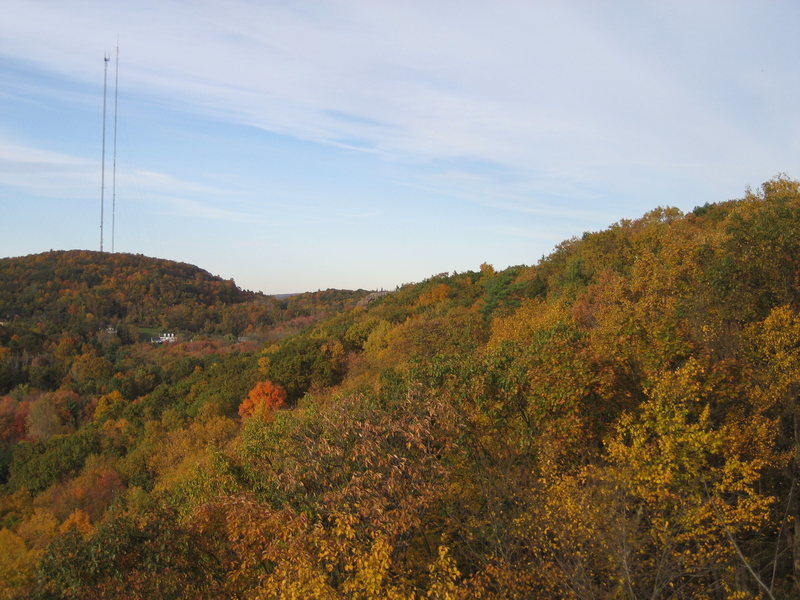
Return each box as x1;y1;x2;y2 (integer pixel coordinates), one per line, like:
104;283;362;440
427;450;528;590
393;174;611;224
2;0;796;205
128;169;232;199
1;0;799;291
0;141;96;198
148;193;260;223
0;138;253;224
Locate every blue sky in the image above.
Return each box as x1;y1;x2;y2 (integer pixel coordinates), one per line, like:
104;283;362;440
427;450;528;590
1;1;798;294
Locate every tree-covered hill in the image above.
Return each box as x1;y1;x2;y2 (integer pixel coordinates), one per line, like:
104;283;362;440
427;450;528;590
2;177;800;598
0;250;370;395
0;250;263;333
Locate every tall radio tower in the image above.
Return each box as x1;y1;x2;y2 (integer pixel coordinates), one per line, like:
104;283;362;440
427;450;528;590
100;54;109;252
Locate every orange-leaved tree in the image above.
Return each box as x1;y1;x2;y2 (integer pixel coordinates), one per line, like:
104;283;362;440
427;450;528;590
238;380;287;420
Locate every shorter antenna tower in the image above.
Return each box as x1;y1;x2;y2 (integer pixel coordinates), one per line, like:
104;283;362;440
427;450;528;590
111;43;119;253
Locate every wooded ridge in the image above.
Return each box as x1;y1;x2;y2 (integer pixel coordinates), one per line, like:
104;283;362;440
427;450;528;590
1;177;800;598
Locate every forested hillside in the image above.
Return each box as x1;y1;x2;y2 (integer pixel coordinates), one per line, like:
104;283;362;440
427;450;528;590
2;177;800;598
0;251;369;395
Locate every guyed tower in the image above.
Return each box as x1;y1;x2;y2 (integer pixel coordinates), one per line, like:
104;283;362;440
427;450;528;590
99;43;119;252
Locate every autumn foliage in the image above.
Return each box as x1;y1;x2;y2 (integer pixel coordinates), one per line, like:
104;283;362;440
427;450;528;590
238;380;287;419
2;177;800;598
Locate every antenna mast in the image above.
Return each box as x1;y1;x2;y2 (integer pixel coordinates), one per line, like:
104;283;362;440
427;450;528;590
111;42;119;253
100;54;109;252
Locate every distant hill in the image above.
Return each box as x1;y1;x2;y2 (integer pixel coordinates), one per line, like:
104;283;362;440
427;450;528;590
0;250;371;394
0;250;254;324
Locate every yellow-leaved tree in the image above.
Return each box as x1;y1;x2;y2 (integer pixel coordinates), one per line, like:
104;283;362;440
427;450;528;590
603;359;770;596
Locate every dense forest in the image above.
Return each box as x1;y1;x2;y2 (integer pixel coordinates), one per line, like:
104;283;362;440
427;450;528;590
2;177;800;598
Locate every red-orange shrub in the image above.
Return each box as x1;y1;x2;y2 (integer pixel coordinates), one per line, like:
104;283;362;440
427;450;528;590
238;380;287;419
